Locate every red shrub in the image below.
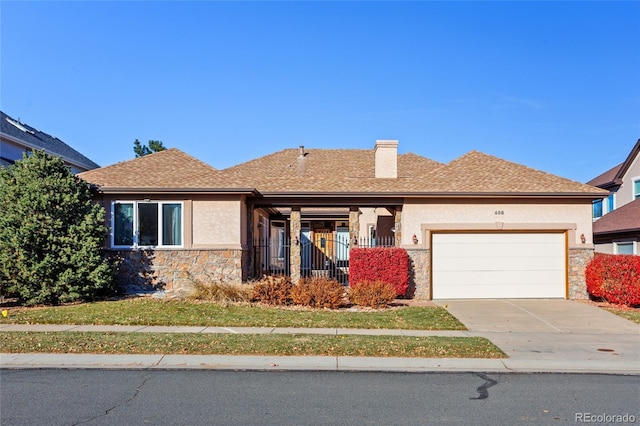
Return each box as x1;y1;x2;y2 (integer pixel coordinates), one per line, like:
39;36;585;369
349;247;409;296
586;254;640;307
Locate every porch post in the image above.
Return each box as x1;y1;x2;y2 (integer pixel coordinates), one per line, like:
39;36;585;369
394;206;402;247
246;202;254;280
349;206;360;249
290;206;301;284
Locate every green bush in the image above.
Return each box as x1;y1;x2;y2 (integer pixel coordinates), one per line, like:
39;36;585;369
0;151;117;305
349;280;398;308
251;275;293;305
291;277;345;309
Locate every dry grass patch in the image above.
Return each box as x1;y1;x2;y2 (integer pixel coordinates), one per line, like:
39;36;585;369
0;332;504;358
0;298;466;330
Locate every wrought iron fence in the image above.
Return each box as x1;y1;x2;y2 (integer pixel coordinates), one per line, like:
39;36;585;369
252;235;396;284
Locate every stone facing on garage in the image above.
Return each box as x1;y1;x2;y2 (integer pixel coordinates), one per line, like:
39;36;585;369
407;249;431;300
568;247;593;300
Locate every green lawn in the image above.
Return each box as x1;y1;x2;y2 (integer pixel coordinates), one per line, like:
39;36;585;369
1;298;465;330
0;298;502;358
0;332;505;358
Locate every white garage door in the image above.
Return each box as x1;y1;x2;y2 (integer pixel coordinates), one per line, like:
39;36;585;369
432;233;566;299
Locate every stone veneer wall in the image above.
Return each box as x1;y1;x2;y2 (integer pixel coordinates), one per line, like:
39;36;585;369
406;249;431;300
110;249;246;295
568;247;593;300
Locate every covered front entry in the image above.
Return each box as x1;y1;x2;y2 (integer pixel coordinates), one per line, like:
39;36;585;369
431;232;567;299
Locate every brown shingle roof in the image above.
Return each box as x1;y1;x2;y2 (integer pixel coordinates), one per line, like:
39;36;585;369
79;146;608;197
593;198;640;235
219;148;606;195
587;163;622;188
77;148;233;191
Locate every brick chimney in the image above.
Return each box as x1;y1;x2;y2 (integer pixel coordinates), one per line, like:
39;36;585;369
374;140;398;178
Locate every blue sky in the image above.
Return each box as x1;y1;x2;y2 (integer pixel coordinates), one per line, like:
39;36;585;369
2;1;639;183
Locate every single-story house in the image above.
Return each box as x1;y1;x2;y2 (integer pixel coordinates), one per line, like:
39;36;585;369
1;111;99;173
78;140;608;300
587;139;640;255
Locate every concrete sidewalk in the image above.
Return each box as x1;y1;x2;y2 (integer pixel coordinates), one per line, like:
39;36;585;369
2;300;639;374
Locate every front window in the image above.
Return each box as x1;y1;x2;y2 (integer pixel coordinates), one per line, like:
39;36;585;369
112;201;183;248
592;199;603;219
607;193;615;212
615;242;634;255
634;180;640;200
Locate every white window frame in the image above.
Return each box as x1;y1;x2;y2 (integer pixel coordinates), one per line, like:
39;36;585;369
633;178;640;200
614;241;635;255
111;201;184;249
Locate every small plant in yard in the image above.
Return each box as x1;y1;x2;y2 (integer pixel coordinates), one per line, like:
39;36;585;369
251;275;293;306
188;277;253;305
291;277;345;309
349;280;398;308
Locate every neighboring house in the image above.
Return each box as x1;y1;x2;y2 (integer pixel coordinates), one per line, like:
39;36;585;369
0;111;99;173
79;140;608;300
587;139;640;255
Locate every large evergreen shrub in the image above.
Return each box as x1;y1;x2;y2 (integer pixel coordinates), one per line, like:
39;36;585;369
0;151;116;305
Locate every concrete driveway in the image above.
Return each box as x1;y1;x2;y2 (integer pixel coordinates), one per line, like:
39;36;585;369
434;299;640;369
433;299;639;334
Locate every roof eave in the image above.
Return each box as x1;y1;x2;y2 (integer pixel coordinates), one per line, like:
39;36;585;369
1;131;99;171
594;227;640;236
258;191;610;199
92;187;259;196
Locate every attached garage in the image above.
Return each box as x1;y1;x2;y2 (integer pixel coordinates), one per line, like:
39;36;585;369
432;232;567;299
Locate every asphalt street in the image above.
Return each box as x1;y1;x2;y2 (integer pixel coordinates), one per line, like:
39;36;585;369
1;369;638;425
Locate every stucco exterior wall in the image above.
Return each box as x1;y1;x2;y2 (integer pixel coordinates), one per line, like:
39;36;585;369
402;199;594;247
617;154;640;207
358;207;392;239
192;200;243;247
594;242;615;254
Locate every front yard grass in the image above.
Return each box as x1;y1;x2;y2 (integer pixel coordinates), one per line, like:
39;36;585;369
0;298;465;330
0;332;504;358
604;306;640;324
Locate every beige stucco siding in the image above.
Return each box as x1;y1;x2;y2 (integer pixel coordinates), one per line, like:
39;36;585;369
192;200;243;247
402;199;593;247
617;154;640;207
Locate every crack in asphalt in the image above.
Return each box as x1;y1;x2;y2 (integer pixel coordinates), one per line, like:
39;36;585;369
73;373;151;425
469;373;498;400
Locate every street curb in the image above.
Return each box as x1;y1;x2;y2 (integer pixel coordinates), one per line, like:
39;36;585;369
2;353;639;375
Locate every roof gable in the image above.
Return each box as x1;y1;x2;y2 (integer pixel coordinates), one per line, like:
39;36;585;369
587;139;640;188
78;148;227;191
1;111;99;170
427;151;606;194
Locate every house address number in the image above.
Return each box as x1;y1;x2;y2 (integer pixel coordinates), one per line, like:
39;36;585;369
494;210;505;215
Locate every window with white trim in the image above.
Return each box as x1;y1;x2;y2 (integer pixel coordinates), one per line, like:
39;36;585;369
615;242;634;255
112;201;183;248
634;180;640;200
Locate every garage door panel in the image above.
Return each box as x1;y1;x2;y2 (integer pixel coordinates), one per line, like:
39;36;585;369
432;232;566;299
435;270;565;286
437;284;565;299
435;256;565;271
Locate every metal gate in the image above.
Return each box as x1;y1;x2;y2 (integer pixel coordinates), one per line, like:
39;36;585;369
301;231;350;284
253;233;395;284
